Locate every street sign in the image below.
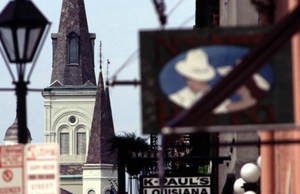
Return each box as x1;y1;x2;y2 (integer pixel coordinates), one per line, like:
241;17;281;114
141;176;211;194
0;145;24;194
0;144;59;194
25;144;59;194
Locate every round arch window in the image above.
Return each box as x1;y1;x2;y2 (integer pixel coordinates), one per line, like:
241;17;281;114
69;116;76;123
68;116;78;125
88;190;95;194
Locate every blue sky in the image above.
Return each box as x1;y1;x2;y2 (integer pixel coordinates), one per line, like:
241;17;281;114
0;0;195;144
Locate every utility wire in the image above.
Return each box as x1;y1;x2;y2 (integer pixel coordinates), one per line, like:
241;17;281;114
109;0;193;81
109;49;140;81
179;14;195;29
166;0;184;17
0;88;44;92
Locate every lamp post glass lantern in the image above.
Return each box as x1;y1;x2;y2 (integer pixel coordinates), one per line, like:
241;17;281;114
234;162;261;194
0;0;50;143
241;163;260;183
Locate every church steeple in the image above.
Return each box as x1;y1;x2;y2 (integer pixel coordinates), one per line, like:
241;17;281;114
44;2;117;193
50;0;96;86
86;67;116;163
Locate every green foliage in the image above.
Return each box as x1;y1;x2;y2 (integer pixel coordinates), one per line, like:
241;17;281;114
198;164;209;174
108;132;150;176
108;132;149;154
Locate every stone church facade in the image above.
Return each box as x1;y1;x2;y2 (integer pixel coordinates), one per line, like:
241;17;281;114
42;0;117;193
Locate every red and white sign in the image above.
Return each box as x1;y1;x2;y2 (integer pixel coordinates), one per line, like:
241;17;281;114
0;145;24;194
25;144;59;194
0;144;59;194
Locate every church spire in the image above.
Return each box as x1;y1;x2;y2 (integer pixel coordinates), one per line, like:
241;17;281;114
50;0;96;86
86;65;116;163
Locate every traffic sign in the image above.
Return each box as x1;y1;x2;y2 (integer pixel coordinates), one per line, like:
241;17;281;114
0;145;24;194
25;144;59;194
0;144;59;194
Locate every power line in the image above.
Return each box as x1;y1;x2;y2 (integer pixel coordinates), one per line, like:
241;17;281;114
166;0;184;17
0;88;44;92
179;14;195;28
109;49;140;80
108;1;194;81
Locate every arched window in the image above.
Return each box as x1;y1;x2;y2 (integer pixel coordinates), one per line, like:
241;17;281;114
67;32;79;65
77;128;86;155
60;128;69;155
104;190;111;194
88;190;95;194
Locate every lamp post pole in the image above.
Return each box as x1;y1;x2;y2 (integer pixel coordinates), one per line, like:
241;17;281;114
15;65;28;143
0;0;50;144
14;0;27;144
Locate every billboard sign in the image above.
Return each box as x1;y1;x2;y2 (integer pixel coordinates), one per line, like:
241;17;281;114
140;27;293;134
141;176;211;194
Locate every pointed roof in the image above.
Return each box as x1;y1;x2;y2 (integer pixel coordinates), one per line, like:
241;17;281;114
105;85;115;138
86;69;116;163
50;0;96;86
4;116;32;143
60;188;73;194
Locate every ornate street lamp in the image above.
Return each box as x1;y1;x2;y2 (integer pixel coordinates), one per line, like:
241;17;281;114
0;0;50;143
234;157;261;194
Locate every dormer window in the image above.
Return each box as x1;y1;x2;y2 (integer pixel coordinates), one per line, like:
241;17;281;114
67;32;79;65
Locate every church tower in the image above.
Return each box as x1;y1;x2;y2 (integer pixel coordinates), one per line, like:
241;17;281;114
42;0;97;164
50;0;96;86
82;68;117;194
42;0;117;193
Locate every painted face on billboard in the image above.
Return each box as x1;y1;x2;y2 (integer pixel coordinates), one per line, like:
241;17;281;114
159;46;274;114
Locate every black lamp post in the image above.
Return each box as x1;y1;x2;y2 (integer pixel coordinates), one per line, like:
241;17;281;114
0;0;49;144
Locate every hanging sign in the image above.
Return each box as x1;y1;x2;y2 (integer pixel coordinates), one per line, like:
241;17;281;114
140;27;293;134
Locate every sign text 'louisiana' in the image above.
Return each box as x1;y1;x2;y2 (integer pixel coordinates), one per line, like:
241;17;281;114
141;176;211;194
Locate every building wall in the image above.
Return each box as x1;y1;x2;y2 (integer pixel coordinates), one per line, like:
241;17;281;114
260;1;300;193
220;0;259;26
82;164;118;194
218;0;260;193
60;178;83;194
42;88;96;163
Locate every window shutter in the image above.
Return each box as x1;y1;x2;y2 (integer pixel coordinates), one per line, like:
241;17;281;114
77;132;86;155
69;38;78;64
60;133;69;155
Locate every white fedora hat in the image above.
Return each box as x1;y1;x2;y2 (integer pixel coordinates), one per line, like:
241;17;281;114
175;49;216;81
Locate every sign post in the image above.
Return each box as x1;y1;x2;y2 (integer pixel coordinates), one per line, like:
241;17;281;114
25;144;59;194
0;145;24;194
0;144;59;194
